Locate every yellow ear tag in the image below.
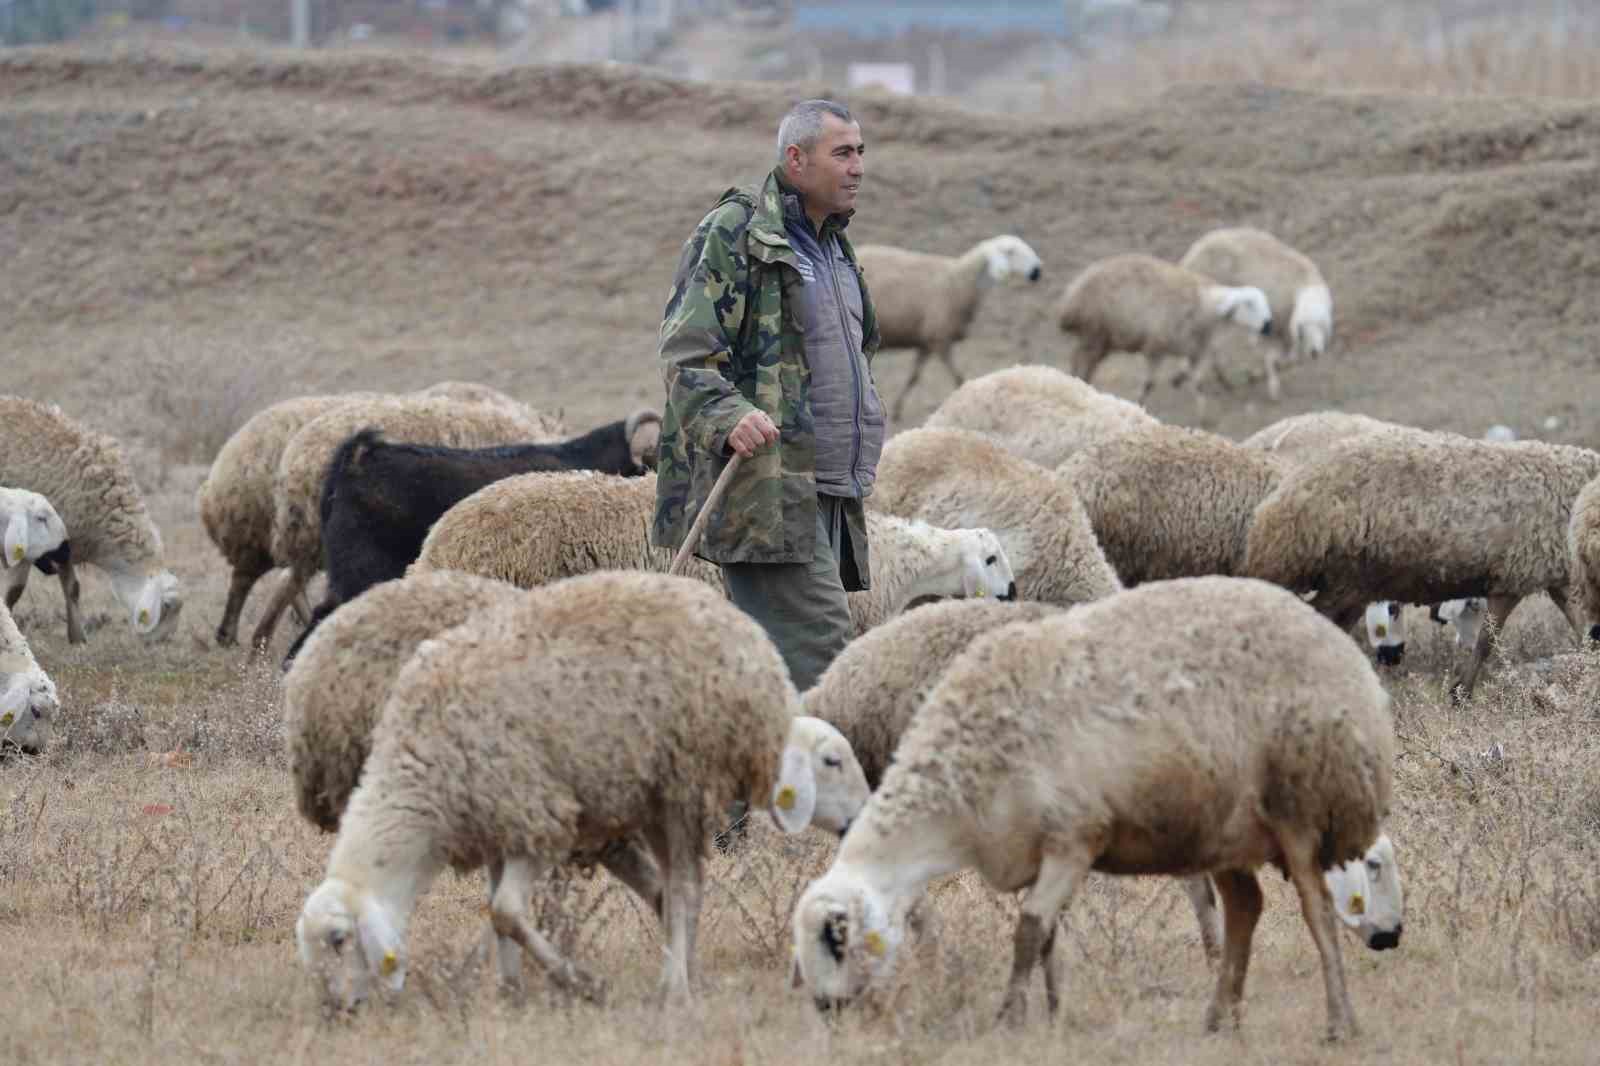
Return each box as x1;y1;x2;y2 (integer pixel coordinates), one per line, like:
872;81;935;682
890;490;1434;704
138;609;151;626
974;586;986;598
1349;894;1365;916
775;786;797;811
381;951;398;976
864;931;886;958
10;545;22;562
0;713;12;727
1373;624;1387;638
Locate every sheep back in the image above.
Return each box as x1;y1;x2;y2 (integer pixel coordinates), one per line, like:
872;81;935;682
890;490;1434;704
1179;227;1326;342
1239;411;1409;468
925;364;1157;468
1055;254;1215;356
1570;475;1600;636
804;598;1064;788
349;572;794;870
283;569;523;833
876;576;1392;873
1060;423;1284;584
855;244;982;351
870;427;1120;606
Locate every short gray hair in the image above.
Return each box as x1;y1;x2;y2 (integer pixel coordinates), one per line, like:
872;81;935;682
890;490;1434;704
776;99;855;164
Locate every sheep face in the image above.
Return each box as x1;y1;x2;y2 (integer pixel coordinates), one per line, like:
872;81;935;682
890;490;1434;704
0;669;56;755
1364;601;1406;667
2;492;67;569
1430;597;1485;649
296;879;407;1011
792;872;900;1009
113;570;184;640
1220;286;1273;337
960;529;1017;601
773;716;871;836
626;411;663;473
1326;834;1404;951
979;236;1043;285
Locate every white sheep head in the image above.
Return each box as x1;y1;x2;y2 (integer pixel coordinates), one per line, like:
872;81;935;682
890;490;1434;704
977;235;1043;285
1364;601;1406;667
1325;834;1404;951
1;489;67;570
958;528;1016;601
1430;597;1485;650
1216;285;1273;337
296;878;408;1011
0;665;57;755
791;869;902;1009
111;569;184;640
772;715;871;837
1289;285;1333;361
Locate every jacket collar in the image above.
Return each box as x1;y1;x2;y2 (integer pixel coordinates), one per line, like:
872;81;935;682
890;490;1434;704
763;168;853;241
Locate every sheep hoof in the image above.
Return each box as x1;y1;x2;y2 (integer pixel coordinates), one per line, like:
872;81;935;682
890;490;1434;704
561;965;608;1007
995;993;1027;1029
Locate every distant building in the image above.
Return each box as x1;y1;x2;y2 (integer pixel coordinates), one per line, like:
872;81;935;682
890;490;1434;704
792;0;1069;37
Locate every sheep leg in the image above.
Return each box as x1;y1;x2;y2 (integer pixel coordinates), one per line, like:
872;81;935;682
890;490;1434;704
1180;874;1224;965
1137;355;1160;404
1203;868;1263;1033
1284;839;1357;1041
485;857;526;1001
643;820;702;1002
595;836;664;923
1039;917;1061;1017
1545;585;1581;642
489;856;608;1006
3;562;29;611
934;344;966;389
215;562;271;647
291;588;315;627
1451;594;1517;702
58;558;85;645
997;847;1091;1028
249;566;308;652
1263;345;1283;402
1067;335;1106;385
893;351;932;422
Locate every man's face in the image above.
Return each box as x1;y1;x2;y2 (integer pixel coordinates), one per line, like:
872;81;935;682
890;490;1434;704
787;115;864;218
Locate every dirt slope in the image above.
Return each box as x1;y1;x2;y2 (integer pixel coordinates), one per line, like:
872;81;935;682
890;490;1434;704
5;44;1600;448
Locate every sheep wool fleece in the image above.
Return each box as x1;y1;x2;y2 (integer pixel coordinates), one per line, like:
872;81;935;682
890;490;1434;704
652;167;881;582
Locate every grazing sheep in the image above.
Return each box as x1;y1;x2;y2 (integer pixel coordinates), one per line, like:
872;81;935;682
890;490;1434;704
856;236;1044;419
924;364;1158;469
1179;227;1333;401
0;487;69;573
411;471;1018;637
0;601;58;755
1244;434;1600;697
295;572;868;1009
1058;423;1284;586
868;428;1122;607
199;386;563;648
282;411;661;664
1570;474;1600;642
0;396;182;644
253;396;557;651
792;576;1399;1041
1055;253;1272;417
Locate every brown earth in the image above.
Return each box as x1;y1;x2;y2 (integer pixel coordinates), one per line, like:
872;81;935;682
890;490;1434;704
4;43;1600;1066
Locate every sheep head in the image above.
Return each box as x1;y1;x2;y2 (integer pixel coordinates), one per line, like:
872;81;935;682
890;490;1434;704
296;878;408;1011
792;870;900;1010
1;490;67;570
773;715;870;837
978;235;1043;285
1325;834;1404;951
958;528;1016;602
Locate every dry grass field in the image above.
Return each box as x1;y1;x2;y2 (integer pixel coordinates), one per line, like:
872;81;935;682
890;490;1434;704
5;15;1600;1064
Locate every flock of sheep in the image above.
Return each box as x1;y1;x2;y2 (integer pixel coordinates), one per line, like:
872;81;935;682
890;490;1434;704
1;219;1598;1043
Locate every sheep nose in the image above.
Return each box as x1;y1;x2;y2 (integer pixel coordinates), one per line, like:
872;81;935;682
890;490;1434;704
1001;581;1017;601
1027;266;1041;282
1589;624;1600;642
1261;320;1274;337
1374;643;1405;667
1369;924;1402;951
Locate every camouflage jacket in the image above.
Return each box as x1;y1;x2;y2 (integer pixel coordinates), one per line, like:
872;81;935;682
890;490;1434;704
651;168;881;586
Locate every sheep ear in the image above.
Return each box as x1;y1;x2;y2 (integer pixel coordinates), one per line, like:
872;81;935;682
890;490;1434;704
771;745;818;834
134;580;163;634
4;512;27;567
357;900;407;994
1324;860;1368;930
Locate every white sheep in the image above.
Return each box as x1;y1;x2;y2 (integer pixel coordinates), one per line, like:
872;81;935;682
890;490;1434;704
1179;226;1333;401
0;396;182;644
199;385;563;648
1057;422;1284;586
411;471;1018;637
295;571;870;1009
791;576;1400;1041
856;236;1044;419
0;600;58;755
1244;433;1600;698
252;395;559;651
923;363;1157;469
1570;473;1600;643
1055;253;1272;418
868;427;1123;607
0;487;68;571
